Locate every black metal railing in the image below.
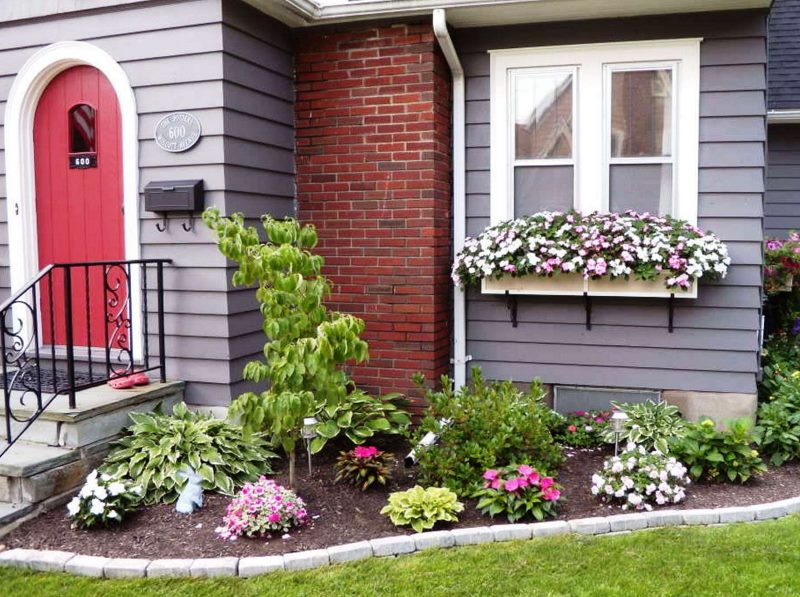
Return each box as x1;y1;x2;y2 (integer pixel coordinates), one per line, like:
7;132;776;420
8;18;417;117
0;259;171;457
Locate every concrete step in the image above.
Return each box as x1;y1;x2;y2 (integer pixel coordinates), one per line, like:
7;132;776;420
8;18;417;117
0;380;185;448
0;380;185;512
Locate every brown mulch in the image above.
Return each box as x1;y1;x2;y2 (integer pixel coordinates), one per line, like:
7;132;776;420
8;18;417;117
6;439;800;559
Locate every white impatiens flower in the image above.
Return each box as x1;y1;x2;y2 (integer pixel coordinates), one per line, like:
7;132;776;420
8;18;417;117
90;498;105;516
107;481;127;497
66;497;81;517
107;510;119;519
93;486;108;500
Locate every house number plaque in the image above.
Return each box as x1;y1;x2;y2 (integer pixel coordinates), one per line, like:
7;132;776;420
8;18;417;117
154;112;202;153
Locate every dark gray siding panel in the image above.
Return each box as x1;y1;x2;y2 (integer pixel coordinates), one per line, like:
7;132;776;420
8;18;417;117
220;0;295;402
455;10;767;396
768;0;800;110
766;124;800;237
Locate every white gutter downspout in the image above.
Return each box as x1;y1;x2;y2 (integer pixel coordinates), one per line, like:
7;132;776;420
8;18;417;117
433;9;470;389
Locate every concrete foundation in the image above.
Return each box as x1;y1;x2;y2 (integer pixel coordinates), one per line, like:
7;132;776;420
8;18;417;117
662;390;757;426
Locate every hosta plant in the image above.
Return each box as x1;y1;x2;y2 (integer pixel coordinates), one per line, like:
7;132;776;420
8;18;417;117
452;210;730;291
215;478;308;541
601;400;685;454
334;445;394;491
381;486;464;533
669;418;767;483
100;402;276;505
66;470;142;529
315;390;410;449
553;410;612;448
591;444;690;511
473;465;561;523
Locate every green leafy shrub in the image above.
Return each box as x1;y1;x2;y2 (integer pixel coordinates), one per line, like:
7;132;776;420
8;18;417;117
66;470;142;529
760;333;800;400
100;403;276;504
669;418;766;483
334;446;394;491
553;410;612;448
380;486;463;532
755;372;800;465
473;465;561;522
601;400;685;454
315;390;410;449
205;208;397;486
411;368;563;494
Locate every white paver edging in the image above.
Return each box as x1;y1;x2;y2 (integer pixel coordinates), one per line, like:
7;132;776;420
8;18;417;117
1;495;799;579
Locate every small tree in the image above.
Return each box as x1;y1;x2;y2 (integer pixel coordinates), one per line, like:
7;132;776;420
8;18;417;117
203;208;368;487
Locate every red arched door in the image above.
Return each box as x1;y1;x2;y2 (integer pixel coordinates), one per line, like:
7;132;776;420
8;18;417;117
33;65;124;347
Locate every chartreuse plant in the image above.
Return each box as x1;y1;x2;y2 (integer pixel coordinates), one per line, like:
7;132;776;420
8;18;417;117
100;402;275;504
411;368;563;495
602;400;685;454
669;418;767;483
204;208;380;486
381;486;463;533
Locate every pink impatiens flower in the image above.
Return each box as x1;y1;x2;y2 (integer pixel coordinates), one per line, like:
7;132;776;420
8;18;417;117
504;478;521;492
353;446;379;459
540;477;555;491
517;465;534;477
542;488;561;502
483;469;499;481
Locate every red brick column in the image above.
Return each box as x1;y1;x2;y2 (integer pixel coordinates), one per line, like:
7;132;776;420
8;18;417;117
295;23;452;404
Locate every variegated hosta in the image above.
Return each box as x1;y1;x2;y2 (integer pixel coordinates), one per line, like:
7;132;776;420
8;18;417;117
452;210;730;291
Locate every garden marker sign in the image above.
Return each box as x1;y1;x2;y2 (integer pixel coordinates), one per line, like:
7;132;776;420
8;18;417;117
154;112;201;152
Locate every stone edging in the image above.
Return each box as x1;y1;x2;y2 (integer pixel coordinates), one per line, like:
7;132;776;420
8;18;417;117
2;497;799;579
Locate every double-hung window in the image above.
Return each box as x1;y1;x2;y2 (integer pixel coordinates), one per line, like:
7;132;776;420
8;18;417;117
490;39;700;225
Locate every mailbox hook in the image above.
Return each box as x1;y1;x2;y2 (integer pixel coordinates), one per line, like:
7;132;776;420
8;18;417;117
155;215;169;232
182;215;195;232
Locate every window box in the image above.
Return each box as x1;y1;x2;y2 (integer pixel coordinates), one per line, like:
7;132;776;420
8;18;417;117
482;273;697;299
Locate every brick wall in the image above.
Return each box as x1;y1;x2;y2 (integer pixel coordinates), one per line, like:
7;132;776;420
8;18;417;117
295;23;452;404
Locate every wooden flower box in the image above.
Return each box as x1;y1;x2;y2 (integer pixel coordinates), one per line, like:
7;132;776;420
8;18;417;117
481;273;697;299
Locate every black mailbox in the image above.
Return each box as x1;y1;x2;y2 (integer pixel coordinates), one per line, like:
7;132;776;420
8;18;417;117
144;180;204;213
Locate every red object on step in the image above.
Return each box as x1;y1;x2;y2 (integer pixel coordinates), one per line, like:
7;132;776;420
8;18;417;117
131;373;150;386
107;376;136;390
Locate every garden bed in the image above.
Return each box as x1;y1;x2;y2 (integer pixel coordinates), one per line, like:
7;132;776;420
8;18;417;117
5;437;800;560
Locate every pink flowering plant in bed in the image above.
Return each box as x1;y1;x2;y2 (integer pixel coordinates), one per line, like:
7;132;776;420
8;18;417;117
473;464;562;522
216;477;308;541
451;210;730;291
334;445;394;491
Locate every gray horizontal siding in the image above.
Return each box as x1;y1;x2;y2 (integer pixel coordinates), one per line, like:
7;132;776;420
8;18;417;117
220;0;295;401
0;0;294;406
454;10;767;396
768;0;800;110
765;123;800;237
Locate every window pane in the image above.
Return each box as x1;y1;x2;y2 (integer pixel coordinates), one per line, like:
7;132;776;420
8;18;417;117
609;164;673;215
514;72;573;160
514;166;574;216
69;104;96;153
610;69;672;158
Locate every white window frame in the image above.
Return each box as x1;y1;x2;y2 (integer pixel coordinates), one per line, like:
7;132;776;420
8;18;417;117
508;66;577;219
490;38;701;226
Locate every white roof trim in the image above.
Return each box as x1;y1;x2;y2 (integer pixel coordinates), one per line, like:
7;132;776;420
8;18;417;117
768;110;800;124
246;0;771;28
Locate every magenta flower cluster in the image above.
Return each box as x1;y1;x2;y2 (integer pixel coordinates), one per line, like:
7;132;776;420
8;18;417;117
215;477;308;541
452;210;730;291
483;465;561;502
353;445;380;459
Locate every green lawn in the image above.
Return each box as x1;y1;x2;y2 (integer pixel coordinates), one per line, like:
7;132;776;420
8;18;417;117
4;515;800;597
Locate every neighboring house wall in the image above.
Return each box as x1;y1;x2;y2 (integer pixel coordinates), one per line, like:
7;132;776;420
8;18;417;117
765;0;800;239
766;125;800;237
295;23;452;401
454;10;766;395
0;0;294;406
